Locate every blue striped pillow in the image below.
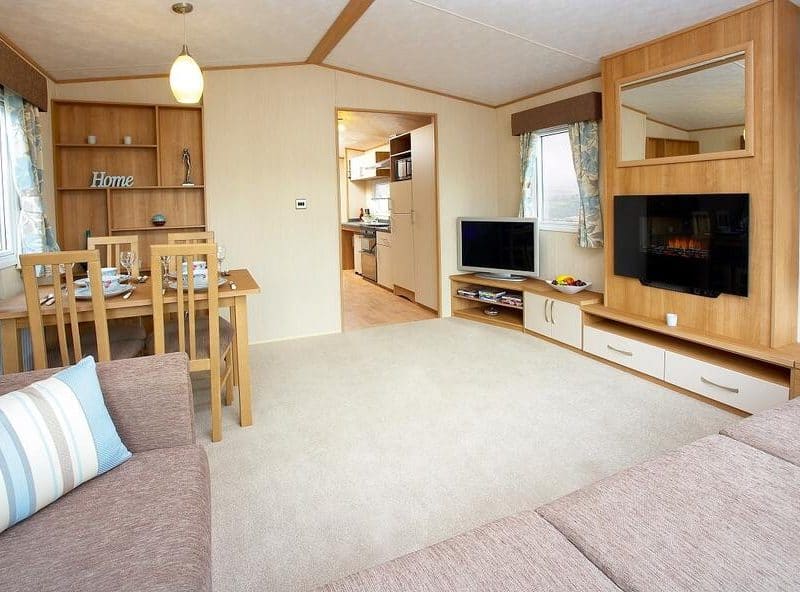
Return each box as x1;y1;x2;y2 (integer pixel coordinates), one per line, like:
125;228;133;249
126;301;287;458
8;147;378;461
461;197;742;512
0;356;131;532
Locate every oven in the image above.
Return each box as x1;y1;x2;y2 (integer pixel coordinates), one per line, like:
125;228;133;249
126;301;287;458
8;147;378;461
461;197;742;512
359;229;377;282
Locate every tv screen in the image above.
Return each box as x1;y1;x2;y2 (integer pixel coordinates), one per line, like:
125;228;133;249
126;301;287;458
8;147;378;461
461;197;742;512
457;218;539;279
614;194;749;297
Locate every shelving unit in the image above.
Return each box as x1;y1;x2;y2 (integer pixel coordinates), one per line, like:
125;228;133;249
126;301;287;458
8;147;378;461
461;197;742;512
52;99;206;269
389;133;412;181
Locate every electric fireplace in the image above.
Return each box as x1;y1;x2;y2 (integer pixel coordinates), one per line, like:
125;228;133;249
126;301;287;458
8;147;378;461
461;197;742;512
614;194;749;298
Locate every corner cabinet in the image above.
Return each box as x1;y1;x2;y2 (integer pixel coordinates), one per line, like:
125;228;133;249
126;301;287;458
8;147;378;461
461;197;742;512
51;99;207;269
523;292;583;349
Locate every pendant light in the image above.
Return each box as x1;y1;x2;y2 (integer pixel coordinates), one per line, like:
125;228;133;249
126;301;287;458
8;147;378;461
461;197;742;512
170;2;204;104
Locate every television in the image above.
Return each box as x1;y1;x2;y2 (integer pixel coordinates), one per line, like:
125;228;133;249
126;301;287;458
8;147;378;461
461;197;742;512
614;194;749;298
457;217;539;281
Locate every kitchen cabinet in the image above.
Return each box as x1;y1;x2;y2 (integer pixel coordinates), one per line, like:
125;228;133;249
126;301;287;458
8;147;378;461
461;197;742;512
353;234;362;275
377;232;393;289
523;293;583;349
349;151;390;181
392;214;414;291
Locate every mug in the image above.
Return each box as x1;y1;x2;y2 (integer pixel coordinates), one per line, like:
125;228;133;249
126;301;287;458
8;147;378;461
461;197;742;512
123;135;132;145
87;135;97;145
666;313;678;327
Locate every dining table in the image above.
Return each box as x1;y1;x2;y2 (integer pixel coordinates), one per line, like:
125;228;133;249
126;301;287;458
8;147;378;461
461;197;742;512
0;268;260;428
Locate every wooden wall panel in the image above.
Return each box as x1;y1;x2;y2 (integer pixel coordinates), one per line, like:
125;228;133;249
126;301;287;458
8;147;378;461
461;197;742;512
601;1;798;347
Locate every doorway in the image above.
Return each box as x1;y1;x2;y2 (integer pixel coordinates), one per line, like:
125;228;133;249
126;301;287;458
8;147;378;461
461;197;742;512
335;109;440;332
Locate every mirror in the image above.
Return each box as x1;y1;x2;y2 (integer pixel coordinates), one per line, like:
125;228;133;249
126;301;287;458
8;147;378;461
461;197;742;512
619;50;747;164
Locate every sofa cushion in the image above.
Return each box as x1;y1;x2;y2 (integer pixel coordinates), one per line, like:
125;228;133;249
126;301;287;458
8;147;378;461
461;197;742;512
315;510;620;592
538;435;800;592
0;356;131;533
721;397;800;466
0;444;211;592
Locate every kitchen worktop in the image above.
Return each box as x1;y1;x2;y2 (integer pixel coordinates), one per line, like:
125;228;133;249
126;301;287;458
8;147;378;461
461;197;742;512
341;221;391;233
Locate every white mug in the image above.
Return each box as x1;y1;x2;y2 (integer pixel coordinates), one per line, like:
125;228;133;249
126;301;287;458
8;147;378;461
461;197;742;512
123;135;132;145
666;313;678;327
87;135;97;145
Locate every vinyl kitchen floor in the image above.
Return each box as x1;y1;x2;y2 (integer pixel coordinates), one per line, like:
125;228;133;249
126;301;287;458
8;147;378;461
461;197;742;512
341;270;436;331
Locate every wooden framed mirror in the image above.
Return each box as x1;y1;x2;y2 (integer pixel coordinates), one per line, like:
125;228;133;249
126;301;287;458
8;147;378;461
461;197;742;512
616;42;753;167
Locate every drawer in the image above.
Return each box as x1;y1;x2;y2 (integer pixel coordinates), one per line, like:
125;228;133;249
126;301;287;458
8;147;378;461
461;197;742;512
664;351;789;414
583;325;665;379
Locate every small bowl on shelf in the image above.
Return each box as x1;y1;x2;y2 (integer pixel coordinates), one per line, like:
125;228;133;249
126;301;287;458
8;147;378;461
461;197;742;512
547;278;592;294
151;214;167;227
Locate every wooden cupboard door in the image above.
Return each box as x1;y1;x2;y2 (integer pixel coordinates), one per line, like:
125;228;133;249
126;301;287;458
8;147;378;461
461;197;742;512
377;243;393;289
549;300;583;349
523;293;551;337
390;180;413;214
392;213;415;291
411;124;438;311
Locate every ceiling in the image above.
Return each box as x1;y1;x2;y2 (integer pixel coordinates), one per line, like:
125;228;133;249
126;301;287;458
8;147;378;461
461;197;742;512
0;0;759;106
338;110;432;154
622;57;746;130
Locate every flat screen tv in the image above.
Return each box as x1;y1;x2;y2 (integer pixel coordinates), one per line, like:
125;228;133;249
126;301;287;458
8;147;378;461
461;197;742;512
457;217;539;281
614;194;749;298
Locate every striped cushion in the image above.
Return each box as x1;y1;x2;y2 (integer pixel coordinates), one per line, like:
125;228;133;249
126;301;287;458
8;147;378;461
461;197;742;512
0;356;131;533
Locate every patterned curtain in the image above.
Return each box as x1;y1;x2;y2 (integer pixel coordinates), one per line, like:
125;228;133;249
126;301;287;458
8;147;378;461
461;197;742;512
567;121;603;248
1;87;59;272
518;132;538;217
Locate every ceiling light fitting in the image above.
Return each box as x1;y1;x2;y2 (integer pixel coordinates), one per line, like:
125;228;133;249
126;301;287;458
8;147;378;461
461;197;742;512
169;2;204;104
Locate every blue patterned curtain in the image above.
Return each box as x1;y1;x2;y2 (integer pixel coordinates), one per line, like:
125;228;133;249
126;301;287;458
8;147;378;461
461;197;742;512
1;87;59;272
567;121;603;248
518;132;537;217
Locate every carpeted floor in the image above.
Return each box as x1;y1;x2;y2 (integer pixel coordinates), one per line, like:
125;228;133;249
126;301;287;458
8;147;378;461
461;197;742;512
193;317;738;592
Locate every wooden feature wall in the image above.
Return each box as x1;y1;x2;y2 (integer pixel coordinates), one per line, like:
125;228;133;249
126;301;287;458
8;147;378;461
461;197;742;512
52;100;207;270
601;0;800;348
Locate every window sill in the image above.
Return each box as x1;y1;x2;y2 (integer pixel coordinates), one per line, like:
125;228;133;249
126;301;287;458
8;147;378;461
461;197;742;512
0;251;17;271
539;223;578;234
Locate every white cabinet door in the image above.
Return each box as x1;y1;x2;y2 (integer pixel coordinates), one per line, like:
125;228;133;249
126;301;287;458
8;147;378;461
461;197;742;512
353;234;362;275
392;213;414;291
411;124;438;311
550;300;583;349
523;293;551;337
349;155;363;180
390;180;413;214
377;243;393;289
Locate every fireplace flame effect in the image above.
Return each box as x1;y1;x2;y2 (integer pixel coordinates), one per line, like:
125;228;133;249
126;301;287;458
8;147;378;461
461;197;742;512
667;236;705;251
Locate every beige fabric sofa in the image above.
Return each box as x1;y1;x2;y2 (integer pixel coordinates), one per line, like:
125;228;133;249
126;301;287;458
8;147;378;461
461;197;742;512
0;353;211;592
320;398;800;592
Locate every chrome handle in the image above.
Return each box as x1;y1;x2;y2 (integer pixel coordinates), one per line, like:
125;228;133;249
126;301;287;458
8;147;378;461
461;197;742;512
701;376;739;394
607;344;633;357
549;299;555;324
544;299;550;323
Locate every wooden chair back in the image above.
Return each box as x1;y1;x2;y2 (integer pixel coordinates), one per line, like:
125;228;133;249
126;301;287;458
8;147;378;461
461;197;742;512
20;250;111;370
150;243;220;369
87;234;140;277
167;231;214;245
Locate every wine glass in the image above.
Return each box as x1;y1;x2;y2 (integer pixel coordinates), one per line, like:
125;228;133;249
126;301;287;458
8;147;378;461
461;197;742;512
119;251;137;283
216;244;227;276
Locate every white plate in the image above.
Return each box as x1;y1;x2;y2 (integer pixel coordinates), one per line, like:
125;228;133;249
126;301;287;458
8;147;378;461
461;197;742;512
74;274;131;287
546;280;592;294
72;283;133;300
167;277;226;291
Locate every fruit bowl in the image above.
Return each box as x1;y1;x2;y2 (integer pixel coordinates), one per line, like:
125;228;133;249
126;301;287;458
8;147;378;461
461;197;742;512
547;276;591;294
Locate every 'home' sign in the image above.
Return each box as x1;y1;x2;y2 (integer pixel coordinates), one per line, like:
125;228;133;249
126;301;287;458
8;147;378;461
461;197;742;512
90;171;134;188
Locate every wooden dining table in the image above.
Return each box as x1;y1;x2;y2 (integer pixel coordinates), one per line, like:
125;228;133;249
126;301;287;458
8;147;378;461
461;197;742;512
0;268;260;427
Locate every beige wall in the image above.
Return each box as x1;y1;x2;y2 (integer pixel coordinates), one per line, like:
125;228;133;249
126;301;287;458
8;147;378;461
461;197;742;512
51;65;498;342
620;106;646;162
645;119;689;140
495;77;605;290
689;126;743;153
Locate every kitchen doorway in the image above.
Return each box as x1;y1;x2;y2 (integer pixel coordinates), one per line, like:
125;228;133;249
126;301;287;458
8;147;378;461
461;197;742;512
335;109;440;332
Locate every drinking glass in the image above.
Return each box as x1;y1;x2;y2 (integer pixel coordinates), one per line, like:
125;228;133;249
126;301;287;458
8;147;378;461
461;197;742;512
216;244;227;275
119;251;137;283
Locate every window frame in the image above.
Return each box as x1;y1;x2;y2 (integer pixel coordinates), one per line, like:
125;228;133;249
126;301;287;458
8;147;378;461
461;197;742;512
0;112;18;270
535;125;580;233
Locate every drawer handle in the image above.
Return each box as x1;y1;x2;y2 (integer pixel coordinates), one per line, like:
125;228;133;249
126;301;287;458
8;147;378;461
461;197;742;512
549;299;555;325
607;344;633;357
544;299;550;323
701;376;739;394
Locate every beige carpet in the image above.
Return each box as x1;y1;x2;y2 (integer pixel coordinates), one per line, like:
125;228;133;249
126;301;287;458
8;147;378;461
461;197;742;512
193;317;738;592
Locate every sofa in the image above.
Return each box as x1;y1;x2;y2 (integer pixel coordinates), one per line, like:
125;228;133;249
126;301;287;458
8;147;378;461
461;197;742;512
319;397;800;591
0;353;211;592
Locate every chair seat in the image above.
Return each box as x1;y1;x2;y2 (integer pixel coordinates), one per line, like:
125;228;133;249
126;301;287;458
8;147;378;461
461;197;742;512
80;320;147;343
148;317;234;360
47;338;144;368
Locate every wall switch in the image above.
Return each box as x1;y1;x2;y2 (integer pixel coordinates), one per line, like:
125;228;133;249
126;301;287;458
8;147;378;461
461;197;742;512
295;198;308;209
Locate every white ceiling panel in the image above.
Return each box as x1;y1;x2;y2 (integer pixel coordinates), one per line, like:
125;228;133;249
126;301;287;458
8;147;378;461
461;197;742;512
418;0;753;62
326;0;597;106
0;0;348;80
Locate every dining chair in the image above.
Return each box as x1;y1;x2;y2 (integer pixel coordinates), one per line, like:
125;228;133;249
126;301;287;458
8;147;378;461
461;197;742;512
167;230;215;245
20;250;144;370
87;234;141;278
149;243;234;442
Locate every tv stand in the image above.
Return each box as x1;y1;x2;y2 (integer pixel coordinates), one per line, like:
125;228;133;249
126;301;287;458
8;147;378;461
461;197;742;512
475;272;527;282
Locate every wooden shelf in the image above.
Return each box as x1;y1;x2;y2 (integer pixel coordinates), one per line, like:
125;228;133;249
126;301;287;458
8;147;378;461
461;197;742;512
451;274;603;307
454;305;523;331
454;293;522;311
56;143;158;149
391;149;411;157
583;304;797;368
57;185;205;191
111;225;205;232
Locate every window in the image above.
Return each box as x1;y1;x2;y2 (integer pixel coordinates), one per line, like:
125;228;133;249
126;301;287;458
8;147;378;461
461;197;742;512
536;127;580;232
0;113;17;269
